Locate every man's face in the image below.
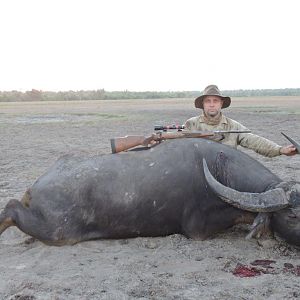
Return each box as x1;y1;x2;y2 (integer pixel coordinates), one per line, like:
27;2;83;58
203;96;223;117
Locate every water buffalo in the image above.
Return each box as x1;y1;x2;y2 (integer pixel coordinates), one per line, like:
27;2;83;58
0;137;299;246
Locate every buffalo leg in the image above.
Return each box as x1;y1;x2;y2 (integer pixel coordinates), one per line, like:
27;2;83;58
0;199;61;245
0;206;15;235
182;207;255;240
0;199;104;245
246;212;273;239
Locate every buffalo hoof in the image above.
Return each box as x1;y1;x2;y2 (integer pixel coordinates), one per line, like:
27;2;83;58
246;212;273;240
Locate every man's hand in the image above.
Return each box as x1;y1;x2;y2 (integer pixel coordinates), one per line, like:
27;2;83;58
280;145;297;156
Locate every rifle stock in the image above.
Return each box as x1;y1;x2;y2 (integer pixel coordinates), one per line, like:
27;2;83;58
111;135;148;154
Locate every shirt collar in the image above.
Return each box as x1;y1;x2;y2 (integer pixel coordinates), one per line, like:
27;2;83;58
199;113;228;125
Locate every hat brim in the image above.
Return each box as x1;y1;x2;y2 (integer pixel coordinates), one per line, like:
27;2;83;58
195;95;231;109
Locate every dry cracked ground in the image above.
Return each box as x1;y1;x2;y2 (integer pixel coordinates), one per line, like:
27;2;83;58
0;97;300;299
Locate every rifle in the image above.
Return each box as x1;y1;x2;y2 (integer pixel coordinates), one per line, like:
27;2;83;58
111;129;251;154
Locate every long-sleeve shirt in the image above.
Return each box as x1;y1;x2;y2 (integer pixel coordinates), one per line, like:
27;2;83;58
184;114;282;158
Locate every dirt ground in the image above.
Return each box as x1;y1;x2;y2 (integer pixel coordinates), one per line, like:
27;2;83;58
0;97;300;299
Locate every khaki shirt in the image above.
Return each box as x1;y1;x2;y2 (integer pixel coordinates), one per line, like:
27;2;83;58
184;114;282;157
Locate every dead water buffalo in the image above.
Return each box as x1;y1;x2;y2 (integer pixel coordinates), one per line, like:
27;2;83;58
0;138;299;246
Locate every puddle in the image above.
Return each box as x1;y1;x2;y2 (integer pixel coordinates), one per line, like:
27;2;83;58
16;115;68;124
2;114;98;124
0;113;126;125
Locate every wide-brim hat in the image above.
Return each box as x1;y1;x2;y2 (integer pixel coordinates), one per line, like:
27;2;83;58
195;85;231;109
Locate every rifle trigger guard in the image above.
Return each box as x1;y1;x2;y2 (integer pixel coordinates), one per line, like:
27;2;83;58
212;133;225;142
157;131;162;143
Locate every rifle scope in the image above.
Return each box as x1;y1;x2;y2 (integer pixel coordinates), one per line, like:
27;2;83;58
154;124;185;131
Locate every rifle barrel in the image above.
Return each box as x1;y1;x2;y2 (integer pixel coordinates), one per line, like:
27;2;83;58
213;130;251;134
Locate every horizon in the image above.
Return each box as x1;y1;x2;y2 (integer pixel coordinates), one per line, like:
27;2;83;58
1;87;300;93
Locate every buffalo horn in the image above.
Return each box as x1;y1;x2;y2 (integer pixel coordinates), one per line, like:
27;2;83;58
203;159;290;212
281;132;300;154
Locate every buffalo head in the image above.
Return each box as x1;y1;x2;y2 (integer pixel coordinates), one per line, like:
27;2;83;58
203;133;300;247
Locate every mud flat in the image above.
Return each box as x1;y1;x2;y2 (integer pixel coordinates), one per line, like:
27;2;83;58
0;97;300;299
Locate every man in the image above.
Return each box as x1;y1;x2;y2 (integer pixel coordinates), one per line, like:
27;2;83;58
184;85;297;157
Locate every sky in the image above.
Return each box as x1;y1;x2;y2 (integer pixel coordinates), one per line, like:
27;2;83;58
0;0;300;92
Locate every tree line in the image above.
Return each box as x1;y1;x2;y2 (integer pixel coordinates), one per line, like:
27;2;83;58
1;88;300;102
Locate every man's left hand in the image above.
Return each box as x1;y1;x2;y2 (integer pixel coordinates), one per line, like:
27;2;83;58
280;145;297;156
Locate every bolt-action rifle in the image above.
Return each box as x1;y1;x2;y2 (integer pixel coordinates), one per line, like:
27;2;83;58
110;127;251;154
